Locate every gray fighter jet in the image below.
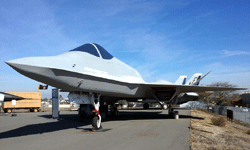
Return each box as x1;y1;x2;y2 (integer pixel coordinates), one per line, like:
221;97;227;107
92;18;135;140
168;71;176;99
6;43;246;130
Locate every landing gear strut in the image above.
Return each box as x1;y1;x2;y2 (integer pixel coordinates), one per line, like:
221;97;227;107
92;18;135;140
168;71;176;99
168;104;175;117
110;103;119;118
90;93;102;130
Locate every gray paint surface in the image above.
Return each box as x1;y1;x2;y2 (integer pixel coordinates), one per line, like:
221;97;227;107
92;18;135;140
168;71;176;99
6;43;246;102
0;109;191;150
6;60;245;102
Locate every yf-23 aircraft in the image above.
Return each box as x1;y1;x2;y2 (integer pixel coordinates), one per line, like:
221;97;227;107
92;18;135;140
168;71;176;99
6;43;246;130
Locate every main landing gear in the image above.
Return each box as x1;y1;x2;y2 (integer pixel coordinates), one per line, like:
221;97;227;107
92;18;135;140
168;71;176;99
90;93;102;130
168;104;174;116
167;103;179;119
110;104;119;118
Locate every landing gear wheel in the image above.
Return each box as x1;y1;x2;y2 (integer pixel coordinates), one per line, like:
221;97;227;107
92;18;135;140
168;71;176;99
143;103;149;109
111;105;119;119
111;109;119;116
7;109;12;113
92;116;102;130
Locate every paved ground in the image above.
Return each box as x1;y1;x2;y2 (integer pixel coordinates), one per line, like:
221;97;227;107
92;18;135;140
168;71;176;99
0;109;191;150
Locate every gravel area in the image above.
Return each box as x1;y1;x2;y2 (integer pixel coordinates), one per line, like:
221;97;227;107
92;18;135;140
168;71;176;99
190;109;250;150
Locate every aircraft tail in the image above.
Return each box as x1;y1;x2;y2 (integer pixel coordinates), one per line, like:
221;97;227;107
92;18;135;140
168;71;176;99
191;70;212;86
175;76;187;85
185;73;202;85
185;70;212;86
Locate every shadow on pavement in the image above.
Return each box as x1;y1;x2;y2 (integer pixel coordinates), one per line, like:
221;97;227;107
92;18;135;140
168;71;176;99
0;110;202;139
0;114;89;139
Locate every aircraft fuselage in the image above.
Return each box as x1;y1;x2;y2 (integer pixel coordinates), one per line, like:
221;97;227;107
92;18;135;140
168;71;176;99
6;45;151;99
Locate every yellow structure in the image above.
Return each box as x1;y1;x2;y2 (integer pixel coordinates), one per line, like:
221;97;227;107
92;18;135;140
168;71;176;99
3;92;41;113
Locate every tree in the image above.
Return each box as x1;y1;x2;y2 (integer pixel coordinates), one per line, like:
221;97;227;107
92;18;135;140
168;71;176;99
199;82;238;106
41;98;48;102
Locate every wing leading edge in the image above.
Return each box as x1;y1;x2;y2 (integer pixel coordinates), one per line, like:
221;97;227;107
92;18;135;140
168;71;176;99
143;83;247;102
148;84;246;93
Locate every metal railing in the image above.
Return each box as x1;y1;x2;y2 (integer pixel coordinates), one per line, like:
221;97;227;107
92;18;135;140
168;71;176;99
180;101;250;123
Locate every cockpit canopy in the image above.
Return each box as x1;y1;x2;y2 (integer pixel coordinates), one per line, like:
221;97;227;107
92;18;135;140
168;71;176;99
70;43;114;59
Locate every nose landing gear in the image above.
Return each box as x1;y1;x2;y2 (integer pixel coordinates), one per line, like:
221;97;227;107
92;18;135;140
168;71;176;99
90;93;102;130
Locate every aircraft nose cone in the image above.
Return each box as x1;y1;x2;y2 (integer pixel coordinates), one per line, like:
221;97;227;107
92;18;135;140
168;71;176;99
5;57;52;85
5;60;17;68
6;59;21;70
6;57;31;66
5;57;41;77
6;58;28;71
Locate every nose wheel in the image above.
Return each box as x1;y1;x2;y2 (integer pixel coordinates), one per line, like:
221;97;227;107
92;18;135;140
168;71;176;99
90;93;103;130
92;115;102;130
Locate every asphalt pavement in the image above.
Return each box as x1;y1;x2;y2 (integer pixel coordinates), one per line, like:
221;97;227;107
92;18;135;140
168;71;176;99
0;109;191;150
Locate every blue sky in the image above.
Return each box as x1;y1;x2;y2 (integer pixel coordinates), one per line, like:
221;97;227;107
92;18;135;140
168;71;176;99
1;0;249;98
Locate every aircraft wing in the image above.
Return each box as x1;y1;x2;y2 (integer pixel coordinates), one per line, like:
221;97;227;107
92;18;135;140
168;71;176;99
143;83;247;101
147;83;246;93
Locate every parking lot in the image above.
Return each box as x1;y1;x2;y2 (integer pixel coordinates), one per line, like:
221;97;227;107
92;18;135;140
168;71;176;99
0;109;191;150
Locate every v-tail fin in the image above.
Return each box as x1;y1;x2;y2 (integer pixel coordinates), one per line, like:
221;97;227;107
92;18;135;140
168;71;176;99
175;75;187;85
185;73;202;85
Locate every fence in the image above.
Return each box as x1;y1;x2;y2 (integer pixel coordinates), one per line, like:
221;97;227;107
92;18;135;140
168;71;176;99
180;101;250;123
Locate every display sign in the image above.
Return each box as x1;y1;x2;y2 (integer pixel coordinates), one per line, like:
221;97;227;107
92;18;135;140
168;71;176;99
52;88;59;119
12;100;16;106
39;85;48;90
52;89;59;98
0;94;4;101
